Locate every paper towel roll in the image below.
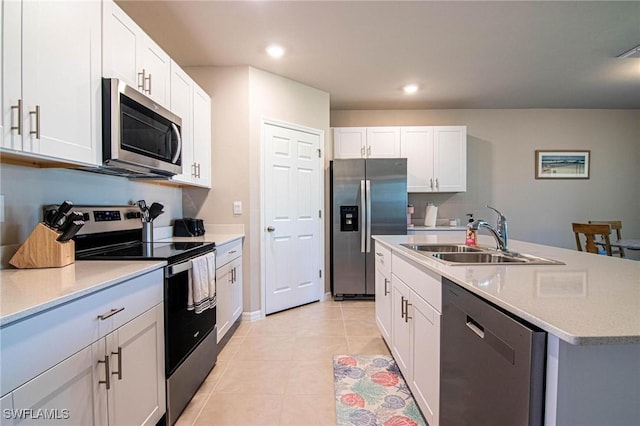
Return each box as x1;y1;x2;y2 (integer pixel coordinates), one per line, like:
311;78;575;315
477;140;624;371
424;203;438;227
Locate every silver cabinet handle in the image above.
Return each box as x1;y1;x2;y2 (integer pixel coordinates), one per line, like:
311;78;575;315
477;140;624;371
197;163;201;178
111;346;122;380
97;307;125;321
137;69;146;91
384;278;389;296
145;73;152;94
11;99;22;135
98;355;110;390
435;178;439;190
429;178;434;190
360;146;365;157
29;105;40;139
405;300;412;323
267;226;275;232
400;296;406;319
232;267;237;283
191;163;196;177
367;145;371;156
228;250;237;254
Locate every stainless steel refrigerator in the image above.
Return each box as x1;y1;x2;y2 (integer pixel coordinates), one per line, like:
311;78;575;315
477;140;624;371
330;158;407;298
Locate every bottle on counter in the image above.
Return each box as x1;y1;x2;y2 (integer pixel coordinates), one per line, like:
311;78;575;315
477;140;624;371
465;213;477;246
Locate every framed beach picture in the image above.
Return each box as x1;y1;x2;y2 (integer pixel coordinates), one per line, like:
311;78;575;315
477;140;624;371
535;150;590;179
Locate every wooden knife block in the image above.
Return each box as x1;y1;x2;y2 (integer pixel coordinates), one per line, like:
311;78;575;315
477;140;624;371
9;223;75;269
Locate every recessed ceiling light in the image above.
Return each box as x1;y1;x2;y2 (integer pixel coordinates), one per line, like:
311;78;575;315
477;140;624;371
403;84;419;94
266;44;285;58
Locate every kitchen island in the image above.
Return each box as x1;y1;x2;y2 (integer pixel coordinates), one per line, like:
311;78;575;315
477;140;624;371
373;233;640;426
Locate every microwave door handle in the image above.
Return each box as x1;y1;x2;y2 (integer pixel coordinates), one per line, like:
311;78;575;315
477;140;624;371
170;122;182;164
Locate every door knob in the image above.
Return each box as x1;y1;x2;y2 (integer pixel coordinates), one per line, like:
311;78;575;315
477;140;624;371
267;226;275;232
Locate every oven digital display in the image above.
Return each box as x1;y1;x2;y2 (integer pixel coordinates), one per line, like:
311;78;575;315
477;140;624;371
94;210;122;222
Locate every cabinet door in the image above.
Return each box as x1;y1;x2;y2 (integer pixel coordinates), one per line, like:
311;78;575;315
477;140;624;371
107;304;165;426
192;83;212;188
21;0;100;165
391;275;411;378
169;61;194;184
216;262;232;342
12;345;104;426
401;127;435;192
102;0;143;89
141;38;170;107
229;257;243;324
410;291;440;426
374;265;392;344
433;126;467;192
333;127;366;159
366;127;400;158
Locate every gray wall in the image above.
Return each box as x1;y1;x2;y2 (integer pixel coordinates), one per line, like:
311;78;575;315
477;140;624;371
331;109;640;253
0;164;182;267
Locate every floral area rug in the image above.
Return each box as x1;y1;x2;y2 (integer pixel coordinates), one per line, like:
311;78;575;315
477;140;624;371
333;354;427;426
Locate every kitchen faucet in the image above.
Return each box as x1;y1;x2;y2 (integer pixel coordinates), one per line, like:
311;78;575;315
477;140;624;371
468;205;509;251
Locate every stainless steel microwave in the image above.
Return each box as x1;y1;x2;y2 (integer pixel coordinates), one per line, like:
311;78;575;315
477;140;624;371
102;78;182;178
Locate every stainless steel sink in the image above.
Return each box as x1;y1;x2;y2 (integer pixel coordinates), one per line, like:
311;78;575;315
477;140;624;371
432;251;564;265
400;244;483;253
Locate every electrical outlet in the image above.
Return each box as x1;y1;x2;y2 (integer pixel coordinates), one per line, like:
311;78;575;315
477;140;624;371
233;201;242;215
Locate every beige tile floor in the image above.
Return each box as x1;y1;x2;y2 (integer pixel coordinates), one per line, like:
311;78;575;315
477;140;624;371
175;299;389;426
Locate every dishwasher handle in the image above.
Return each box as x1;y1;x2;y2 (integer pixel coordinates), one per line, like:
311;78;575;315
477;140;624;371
466;315;485;339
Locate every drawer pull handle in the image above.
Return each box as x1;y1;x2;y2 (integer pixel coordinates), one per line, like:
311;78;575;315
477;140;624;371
228;250;236;254
400;296;406;319
384;278;390;296
111;346;122;380
98;355;110;390
97;307;125;321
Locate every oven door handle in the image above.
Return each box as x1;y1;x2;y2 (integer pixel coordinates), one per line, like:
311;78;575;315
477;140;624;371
168;260;192;277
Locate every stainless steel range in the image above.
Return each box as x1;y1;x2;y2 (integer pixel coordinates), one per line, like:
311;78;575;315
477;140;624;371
69;205;217;426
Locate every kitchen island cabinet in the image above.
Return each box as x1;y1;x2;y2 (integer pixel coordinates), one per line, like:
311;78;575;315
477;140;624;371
2;0;100;166
374;234;640;426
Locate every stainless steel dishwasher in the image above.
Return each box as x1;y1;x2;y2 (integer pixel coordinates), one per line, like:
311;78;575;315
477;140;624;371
441;278;546;426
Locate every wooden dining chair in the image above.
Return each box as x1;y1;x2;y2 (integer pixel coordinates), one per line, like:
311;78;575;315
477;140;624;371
572;223;612;255
589;220;625;257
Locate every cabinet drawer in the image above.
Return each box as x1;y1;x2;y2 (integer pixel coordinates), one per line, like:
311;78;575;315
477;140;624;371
216;239;242;267
0;269;163;396
374;242;392;275
392;254;441;312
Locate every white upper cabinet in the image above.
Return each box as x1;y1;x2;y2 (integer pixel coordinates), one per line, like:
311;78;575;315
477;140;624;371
333;127;400;159
2;0;100;166
103;0;170;107
400;126;467;192
169;61;212;188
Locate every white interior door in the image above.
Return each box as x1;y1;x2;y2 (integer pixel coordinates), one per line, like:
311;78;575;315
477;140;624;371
264;122;323;315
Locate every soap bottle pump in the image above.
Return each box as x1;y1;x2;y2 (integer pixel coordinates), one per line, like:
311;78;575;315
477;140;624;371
465;213;477;246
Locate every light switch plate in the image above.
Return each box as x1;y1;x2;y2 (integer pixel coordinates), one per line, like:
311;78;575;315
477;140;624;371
233;201;242;215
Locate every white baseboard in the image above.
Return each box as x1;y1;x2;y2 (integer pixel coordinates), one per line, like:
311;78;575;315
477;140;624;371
242;310;262;321
322;292;332;302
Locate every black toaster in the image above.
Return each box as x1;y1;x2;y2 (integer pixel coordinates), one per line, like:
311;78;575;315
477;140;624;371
173;218;205;237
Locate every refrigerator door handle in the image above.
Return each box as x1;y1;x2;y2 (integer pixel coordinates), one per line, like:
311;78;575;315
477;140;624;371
366;179;372;253
360;179;366;253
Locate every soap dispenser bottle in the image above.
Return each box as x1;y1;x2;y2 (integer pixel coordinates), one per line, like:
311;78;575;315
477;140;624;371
465;213;477;246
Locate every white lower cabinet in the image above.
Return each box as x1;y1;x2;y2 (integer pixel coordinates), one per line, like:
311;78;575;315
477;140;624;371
0;270;165;426
387;249;442;426
374;243;392;344
216;239;243;343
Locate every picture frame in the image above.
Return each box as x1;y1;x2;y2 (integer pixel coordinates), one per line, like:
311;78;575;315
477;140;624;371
535;150;590;179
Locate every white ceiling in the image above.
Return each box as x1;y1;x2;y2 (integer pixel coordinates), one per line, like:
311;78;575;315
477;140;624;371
118;1;640;110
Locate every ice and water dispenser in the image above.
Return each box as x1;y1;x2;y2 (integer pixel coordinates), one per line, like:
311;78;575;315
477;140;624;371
339;206;359;232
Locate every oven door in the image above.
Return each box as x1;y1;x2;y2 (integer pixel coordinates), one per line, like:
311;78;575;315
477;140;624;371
165;256;216;376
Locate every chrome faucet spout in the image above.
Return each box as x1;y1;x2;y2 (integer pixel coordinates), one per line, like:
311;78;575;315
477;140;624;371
468;206;509;252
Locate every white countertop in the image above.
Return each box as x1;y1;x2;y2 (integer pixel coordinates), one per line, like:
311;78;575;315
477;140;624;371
0;231;244;328
374;234;640;345
0;260;166;327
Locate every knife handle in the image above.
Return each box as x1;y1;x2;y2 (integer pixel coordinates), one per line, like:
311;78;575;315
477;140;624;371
50;201;73;229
